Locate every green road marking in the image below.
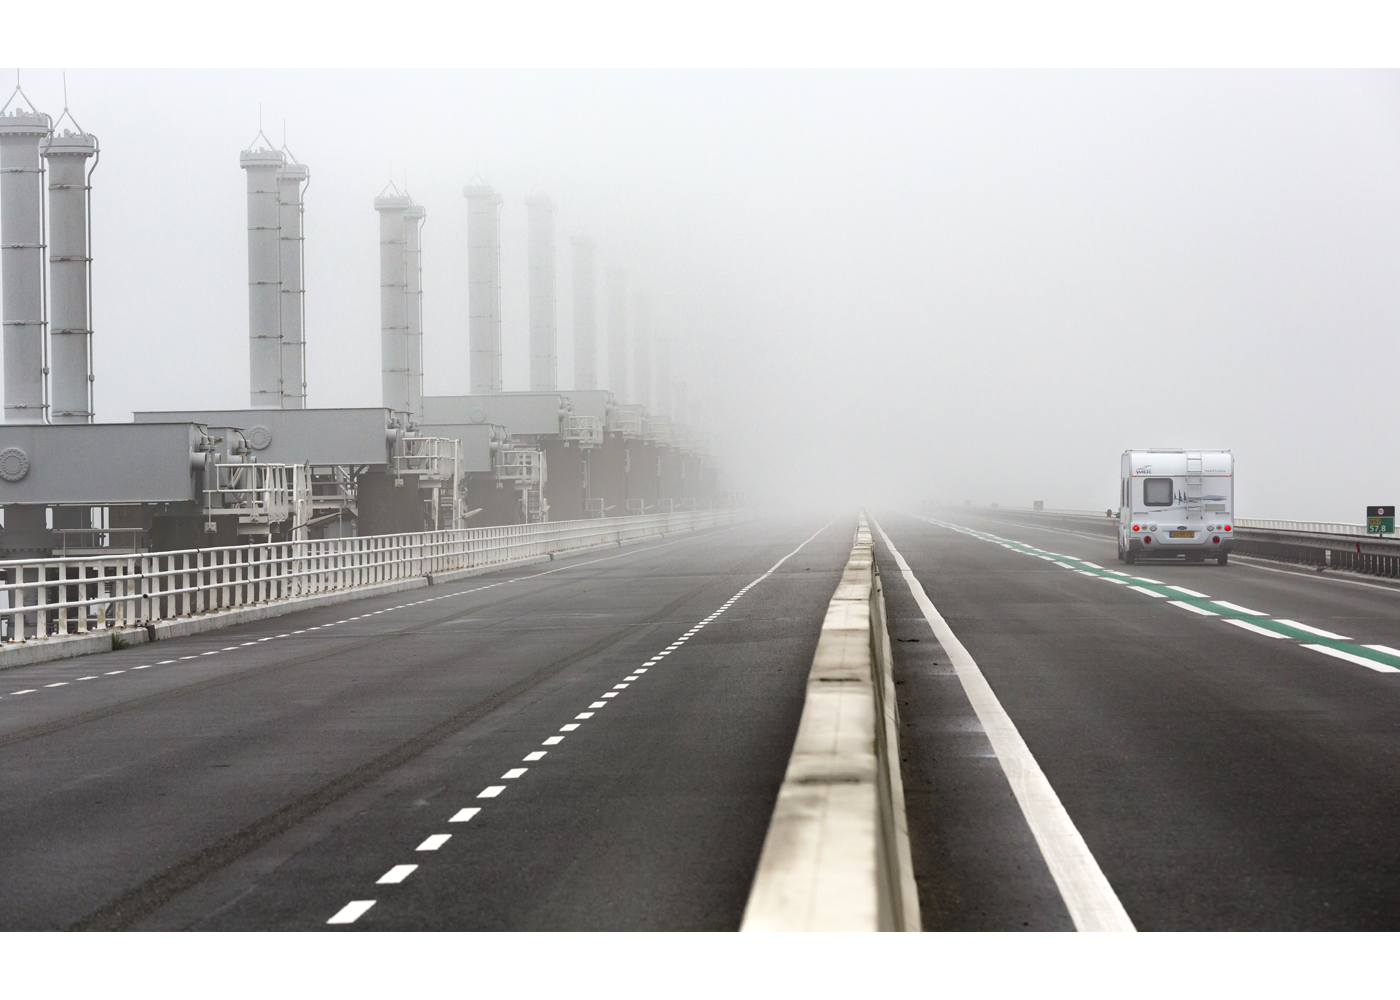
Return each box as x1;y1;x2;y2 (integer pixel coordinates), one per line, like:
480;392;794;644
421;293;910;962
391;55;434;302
915;515;1400;674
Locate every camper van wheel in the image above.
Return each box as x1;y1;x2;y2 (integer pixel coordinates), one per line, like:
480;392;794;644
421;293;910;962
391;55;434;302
1217;552;1229;566
1124;549;1137;565
1116;541;1125;562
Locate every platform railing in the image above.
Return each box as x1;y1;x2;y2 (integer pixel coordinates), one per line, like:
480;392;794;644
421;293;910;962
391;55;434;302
0;508;747;643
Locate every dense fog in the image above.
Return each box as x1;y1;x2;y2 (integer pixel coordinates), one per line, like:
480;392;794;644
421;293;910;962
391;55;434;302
9;69;1398;522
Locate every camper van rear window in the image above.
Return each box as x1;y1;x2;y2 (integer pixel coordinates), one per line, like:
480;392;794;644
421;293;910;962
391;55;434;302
1143;477;1173;506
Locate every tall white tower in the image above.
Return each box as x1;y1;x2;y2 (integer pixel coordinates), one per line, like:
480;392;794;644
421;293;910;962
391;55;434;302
464;180;503;394
606;266;627;401
632;291;651;410
571;234;597;391
276;157;309;409
375;188;411;414
525;194;557;392
404;200;426;422
240;138;285;408
0;98;52;423
43;120;97;424
655;335;671;419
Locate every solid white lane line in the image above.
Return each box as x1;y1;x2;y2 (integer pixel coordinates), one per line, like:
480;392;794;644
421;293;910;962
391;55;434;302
377;865;418;883
1168;601;1218;617
1168;586;1211;599
1274;619;1353;641
450;808;481;823
502;768;527;779
327;900;376;924
1213;600;1267;616
1227;619;1289;638
523;752;547;761
478;786;506;798
1302;644;1400;673
873;515;1134;933
417;834;451;851
1128;586;1166;599
543;736;564;745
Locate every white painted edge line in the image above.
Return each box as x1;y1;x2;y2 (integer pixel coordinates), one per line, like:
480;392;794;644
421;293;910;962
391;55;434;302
327;900;376;924
1274;619;1354;641
872;516;1135;933
1363;644;1400;658
1213;600;1267;616
1168;600;1217;616
1301;643;1400;674
1227;619;1289;638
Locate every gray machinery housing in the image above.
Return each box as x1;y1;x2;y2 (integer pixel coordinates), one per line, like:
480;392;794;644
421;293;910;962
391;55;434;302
134;407;403;467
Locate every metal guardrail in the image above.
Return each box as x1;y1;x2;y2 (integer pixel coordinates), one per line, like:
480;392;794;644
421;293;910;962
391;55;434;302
0;509;747;642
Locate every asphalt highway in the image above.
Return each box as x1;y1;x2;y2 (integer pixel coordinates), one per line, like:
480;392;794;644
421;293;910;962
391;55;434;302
875;508;1400;931
0;514;853;931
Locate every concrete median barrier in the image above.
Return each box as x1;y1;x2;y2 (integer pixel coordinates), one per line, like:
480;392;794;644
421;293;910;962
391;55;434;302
741;511;919;931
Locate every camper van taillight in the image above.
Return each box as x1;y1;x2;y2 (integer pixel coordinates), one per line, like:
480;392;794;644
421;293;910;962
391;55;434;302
1224;525;1231;531
1143;536;1152;545
1213;536;1221;544
1132;524;1140;531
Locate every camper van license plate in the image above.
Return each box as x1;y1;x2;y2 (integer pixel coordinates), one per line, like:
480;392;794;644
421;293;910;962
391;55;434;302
1170;530;1195;538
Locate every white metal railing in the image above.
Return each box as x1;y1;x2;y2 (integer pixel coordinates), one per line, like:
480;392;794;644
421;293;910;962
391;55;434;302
645;417;671;445
206;463;310;526
609;408;644;438
396;436;460;482
563;415;604;447
0;509;747;643
496;448;545;485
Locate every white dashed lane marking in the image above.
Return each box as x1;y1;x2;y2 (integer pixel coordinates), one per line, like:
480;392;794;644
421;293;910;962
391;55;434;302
327;900;376;924
377;865;417;884
324;517;840;927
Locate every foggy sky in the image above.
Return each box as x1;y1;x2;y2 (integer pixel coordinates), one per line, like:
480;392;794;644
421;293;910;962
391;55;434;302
8;69;1399;522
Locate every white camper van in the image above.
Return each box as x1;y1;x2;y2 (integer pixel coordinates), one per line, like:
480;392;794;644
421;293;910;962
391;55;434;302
1119;450;1234;565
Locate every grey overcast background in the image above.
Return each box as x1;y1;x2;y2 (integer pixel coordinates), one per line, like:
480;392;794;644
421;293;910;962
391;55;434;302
9;69;1398;521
